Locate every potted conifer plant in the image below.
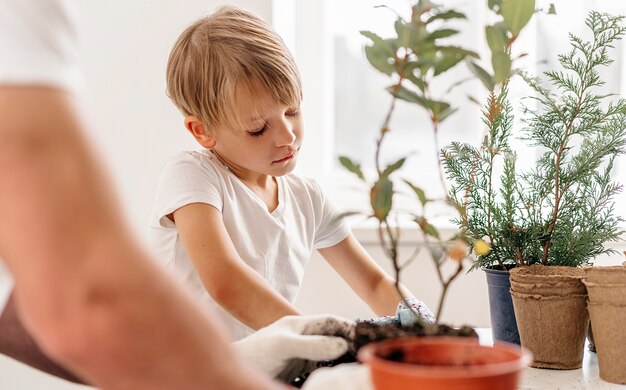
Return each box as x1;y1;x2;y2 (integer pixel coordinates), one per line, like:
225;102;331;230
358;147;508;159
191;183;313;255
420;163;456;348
443;10;626;370
338;1;534;389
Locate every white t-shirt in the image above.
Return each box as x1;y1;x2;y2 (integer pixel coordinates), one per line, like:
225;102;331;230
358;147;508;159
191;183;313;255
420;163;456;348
0;0;82;314
0;0;81;92
148;150;351;340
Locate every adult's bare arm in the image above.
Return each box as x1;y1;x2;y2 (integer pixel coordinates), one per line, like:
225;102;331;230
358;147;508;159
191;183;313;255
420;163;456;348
0;293;83;383
0;87;279;390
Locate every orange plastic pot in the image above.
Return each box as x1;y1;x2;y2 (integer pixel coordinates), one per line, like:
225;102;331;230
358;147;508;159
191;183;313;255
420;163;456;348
358;337;532;390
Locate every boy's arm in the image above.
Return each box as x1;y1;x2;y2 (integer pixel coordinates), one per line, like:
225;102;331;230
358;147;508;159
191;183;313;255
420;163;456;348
318;234;412;316
173;203;302;330
0;87;277;390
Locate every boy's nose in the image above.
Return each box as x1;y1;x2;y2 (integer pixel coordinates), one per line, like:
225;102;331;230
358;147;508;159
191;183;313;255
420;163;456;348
275;120;296;147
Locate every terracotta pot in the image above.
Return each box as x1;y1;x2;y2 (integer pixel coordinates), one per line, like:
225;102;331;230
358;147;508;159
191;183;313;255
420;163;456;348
510;290;588;369
357;337;531;390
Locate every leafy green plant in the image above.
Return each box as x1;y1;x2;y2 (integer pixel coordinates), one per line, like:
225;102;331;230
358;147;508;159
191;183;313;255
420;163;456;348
443;11;626;271
339;0;535;321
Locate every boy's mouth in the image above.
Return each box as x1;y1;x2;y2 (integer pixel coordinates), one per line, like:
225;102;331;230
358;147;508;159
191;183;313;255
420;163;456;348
273;148;299;164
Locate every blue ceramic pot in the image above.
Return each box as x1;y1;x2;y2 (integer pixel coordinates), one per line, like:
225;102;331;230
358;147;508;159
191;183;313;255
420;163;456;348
483;266;520;345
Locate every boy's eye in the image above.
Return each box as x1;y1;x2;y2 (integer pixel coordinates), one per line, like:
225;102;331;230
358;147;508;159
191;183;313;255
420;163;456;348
247;124;267;137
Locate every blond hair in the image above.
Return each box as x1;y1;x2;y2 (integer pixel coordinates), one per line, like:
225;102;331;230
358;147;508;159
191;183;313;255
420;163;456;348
166;6;302;133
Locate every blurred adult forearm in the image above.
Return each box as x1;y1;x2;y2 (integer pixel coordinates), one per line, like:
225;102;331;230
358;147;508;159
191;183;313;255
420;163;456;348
0;293;84;383
0;87;279;390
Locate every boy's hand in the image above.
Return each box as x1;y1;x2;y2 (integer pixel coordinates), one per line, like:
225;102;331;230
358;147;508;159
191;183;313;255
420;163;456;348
355;298;436;327
233;315;354;380
396;297;436;326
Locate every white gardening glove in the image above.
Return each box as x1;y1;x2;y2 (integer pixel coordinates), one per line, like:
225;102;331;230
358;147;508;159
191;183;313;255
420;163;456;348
233;315;354;381
396;297;436;326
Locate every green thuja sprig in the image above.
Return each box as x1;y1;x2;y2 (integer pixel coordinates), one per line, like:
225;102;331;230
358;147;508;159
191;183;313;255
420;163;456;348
522;11;626;265
443;88;543;270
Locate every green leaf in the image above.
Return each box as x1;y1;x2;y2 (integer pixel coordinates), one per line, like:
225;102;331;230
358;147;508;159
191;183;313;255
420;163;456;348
417;216;440;239
485;25;508;55
360;31;391;49
492;51;512;84
426;10;467;24
429;28;459;40
403;180;428;205
438;106;458;122
501;0;536;37
412;0;436;19
395;19;423;49
434;53;465;75
431;100;452;121
467;60;495;91
382;157;407;178
339;156;365;181
386;85;421;104
402;62;427;91
386;85;451;118
417;47;437;68
437;46;479;59
370;177;393;221
361;30;396;76
364;45;394;76
426;10;466;24
467;94;482;106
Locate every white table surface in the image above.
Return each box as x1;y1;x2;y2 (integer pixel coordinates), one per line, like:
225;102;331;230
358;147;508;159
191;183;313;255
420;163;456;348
303;329;626;390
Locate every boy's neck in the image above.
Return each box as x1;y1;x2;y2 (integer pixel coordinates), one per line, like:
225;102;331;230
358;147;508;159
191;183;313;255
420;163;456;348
246;176;279;213
210;149;278;211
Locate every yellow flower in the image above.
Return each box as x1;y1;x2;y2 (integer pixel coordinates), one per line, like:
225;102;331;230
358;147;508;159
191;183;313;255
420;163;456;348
474;239;491;256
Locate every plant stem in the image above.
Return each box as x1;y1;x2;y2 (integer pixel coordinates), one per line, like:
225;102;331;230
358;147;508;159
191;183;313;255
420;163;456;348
540;27;605;264
436;261;464;320
541;89;585;264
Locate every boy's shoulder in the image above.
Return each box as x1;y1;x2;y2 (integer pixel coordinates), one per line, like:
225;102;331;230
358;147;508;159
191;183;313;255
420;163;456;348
165;149;210;165
159;149;227;187
163;149;222;172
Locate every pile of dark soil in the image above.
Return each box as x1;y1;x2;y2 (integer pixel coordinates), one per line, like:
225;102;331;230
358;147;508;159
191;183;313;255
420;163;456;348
285;321;477;388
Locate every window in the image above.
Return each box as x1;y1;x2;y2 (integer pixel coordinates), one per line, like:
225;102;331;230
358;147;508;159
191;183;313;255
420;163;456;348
280;0;626;224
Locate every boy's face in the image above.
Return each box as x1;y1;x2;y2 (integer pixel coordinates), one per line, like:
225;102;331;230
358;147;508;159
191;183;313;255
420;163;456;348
209;82;303;182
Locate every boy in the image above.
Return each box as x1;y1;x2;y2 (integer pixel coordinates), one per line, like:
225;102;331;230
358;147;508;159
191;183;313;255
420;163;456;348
150;6;433;341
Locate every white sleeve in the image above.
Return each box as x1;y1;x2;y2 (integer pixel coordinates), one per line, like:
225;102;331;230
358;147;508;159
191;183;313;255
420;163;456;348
0;0;81;92
311;180;351;249
152;152;223;228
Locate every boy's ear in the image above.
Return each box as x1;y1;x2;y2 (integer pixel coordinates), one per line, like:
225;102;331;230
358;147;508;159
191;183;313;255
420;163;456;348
184;116;216;148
